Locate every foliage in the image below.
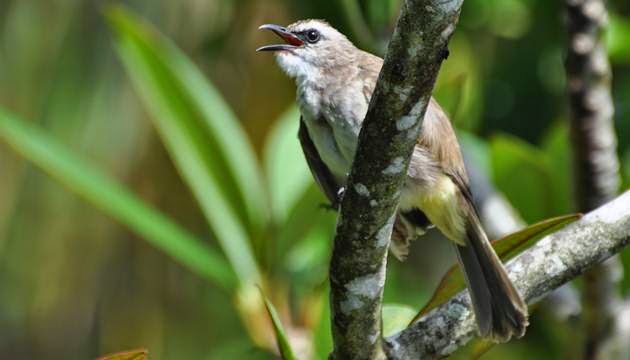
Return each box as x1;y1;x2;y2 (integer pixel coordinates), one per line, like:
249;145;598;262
412;214;580;321
0;0;628;359
261;289;298;360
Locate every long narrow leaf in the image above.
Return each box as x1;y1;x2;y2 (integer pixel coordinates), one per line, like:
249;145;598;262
411;214;580;322
0;109;235;290
97;349;148;360
260;290;298;360
106;6;261;286
263;106;312;224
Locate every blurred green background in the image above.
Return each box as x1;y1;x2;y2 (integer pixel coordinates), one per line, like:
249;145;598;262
0;0;629;359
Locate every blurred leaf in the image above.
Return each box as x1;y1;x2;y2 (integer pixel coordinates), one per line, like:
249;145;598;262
411;214;580;321
97;349;148;360
338;0;379;54
541;121;572;215
490;134;552;223
313;286;333;359
275;185;334;262
286;221;330;274
624;148;630;190
382;304;416;337
434;34;483;132
450;338;494;359
366;0;399;30
488;0;531;39
263;106;312;223
608;15;630;63
206;339;274;360
459;130;490;176
0;109;236;290
106;6;261;286
260;290;298;360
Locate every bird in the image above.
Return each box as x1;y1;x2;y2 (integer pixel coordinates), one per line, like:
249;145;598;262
257;19;528;342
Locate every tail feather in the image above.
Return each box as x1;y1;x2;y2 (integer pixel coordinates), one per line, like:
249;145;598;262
455;211;528;342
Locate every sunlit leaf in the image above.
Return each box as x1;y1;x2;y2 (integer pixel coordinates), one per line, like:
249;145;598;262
382;304;416;337
490;134;552;223
0;108;235;290
260;290;298;360
411;214;580;322
608;15;630;63
263;106;312;223
97;349;148;360
541;121;573;215
106;5;261;286
450;338;494;360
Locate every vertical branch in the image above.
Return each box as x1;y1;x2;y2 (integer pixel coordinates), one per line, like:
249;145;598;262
564;0;622;357
329;0;464;358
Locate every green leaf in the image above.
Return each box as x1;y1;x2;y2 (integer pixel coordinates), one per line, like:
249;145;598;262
490;134;553;223
622;148;630;190
450;338;494;360
263;106;312;224
411;214;580;322
106;5;262;286
313;286;333;359
97;349;148;360
458;130;490;176
260;290;298;360
338;0;379;54
608;15;630;64
382;304;417;337
0;109;235;290
541;121;573;215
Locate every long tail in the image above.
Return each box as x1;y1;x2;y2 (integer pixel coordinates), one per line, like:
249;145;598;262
455;210;529;342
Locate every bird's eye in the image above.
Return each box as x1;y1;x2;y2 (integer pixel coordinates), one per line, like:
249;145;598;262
305;29;320;43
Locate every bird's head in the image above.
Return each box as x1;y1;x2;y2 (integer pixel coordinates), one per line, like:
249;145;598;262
257;19;356;79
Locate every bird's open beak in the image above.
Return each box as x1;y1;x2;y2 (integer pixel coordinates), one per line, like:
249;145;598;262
256;24;304;52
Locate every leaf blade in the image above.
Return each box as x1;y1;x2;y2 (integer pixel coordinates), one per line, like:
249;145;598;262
260;290;298;360
0;108;235;290
106;6;262;286
411;214;580;322
263;106;312;223
97;349;148;360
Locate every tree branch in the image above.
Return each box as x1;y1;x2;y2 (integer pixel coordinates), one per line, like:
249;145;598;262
465;153;583;320
384;191;630;359
328;0;464;358
564;0;622;356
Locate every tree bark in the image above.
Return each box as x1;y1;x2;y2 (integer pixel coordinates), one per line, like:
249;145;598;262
328;0;464;358
564;0;622;357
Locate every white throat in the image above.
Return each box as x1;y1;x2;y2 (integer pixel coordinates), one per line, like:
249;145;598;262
275;52;322;85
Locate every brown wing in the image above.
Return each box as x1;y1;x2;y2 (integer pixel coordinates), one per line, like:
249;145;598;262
298;117;341;208
358;51;383;104
418;99;469;182
417;98;478;207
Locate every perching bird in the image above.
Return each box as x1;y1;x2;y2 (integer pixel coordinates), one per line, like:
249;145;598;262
257;19;528;342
